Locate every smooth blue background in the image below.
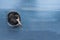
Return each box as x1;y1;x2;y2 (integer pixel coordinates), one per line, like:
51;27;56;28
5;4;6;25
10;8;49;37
0;0;60;40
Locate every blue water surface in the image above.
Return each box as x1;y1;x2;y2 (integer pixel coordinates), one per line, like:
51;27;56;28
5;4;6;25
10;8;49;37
0;9;60;40
0;0;60;40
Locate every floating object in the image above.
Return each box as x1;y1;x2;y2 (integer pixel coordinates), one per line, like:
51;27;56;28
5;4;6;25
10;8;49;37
7;11;22;28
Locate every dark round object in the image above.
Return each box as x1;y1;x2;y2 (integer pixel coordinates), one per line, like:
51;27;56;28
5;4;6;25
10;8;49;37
7;11;21;27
